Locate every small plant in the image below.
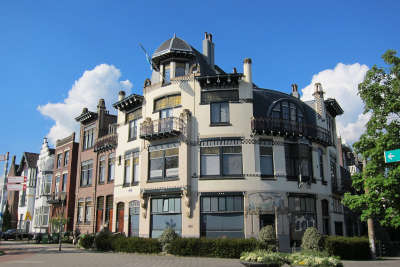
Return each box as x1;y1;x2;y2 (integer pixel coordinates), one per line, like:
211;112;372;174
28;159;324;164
159;227;178;253
301;227;323;251
259;225;277;251
240;250;287;267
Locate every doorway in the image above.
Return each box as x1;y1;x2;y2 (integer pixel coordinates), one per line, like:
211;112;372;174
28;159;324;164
260;214;275;229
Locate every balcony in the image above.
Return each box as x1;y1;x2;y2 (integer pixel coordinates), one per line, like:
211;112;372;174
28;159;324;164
140;117;186;141
47;192;66;205
251;117;332;146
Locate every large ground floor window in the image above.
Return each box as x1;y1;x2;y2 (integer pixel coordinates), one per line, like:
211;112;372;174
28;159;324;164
200;194;244;238
150;197;181;238
288;194;316;246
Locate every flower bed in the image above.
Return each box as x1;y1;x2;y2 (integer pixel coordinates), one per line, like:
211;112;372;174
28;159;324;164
239;250;287;267
288;252;343;267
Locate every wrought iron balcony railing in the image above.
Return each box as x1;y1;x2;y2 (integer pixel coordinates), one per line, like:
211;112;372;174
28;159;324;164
251;117;332;146
140;117;186;140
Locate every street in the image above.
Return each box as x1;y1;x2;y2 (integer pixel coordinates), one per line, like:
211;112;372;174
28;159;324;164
1;241;400;267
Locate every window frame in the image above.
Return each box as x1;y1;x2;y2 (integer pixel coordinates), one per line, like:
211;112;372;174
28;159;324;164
108;153;115;182
57;154;62;169
64;150;69;166
148;147;179;182
80;160;93;187
200;145;243;179
259;141;274;179
284;142;314;182
210;102;230;126
82;124;96;150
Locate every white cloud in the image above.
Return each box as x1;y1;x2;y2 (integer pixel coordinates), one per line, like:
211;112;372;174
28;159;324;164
301;63;369;145
38;64;132;145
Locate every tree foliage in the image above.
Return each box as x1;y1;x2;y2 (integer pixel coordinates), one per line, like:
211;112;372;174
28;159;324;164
49;216;68;233
342;50;400;228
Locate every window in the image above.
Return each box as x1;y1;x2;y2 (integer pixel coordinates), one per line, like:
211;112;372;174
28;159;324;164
270;101;304;123
333;198;343;213
105;195;113;230
200;195;244;238
77;199;84;223
211;102;229;125
124;158;131;186
330;155;338;190
57;154;62;168
260;141;274;177
154;94;181;112
133;156;139;184
285;143;313;182
335;221;344;236
99;156;105;184
288;195;316;244
151;197;181;237
129;200;140;237
163;64;170;84
126;108;141;141
96;196;104;232
85;197;93;223
318;148;325;183
43;174;52;195
200;139;242;177
149;144;179;181
322;199;330;235
20;190;26;207
64;151;70;166
80;160;93;186
55;176;60;194
160;108;173;118
108;153;115;182
62;173;67;192
83;124;95;150
175;62;186;77
116;202;125;233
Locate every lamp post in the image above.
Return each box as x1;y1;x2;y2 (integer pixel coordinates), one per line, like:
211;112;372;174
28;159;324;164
58;192;66;252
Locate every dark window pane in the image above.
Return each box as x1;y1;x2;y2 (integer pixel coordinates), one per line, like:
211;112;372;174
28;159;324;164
202;197;210;212
218;197;226;211
234;196;243;211
211;197;218;212
226;197;234;211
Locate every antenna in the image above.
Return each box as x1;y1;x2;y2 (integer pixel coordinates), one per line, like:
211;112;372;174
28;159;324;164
139;43;159;72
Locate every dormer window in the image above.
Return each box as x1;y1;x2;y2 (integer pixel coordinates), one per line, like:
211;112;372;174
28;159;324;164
270;100;304;123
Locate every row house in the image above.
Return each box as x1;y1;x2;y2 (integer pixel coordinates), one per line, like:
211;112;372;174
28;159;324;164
48;133;79;232
32;138;54;233
109;33;346;251
16;152;39;232
74;99;117;234
6;155;20;229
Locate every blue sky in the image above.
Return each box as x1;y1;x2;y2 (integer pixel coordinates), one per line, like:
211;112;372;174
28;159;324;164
0;0;399;168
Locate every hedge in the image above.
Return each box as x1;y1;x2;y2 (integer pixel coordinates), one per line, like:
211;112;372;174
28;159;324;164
79;234;95;249
168;237;262;258
111;236;162;254
324;236;371;260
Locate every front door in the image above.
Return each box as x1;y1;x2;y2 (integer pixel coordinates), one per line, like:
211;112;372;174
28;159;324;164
96;209;103;232
260;214;275;229
116;203;124;233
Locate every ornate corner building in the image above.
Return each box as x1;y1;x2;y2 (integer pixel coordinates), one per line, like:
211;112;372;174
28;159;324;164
107;33;346;251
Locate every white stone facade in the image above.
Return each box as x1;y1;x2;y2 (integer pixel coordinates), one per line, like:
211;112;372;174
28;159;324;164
111;34;346;251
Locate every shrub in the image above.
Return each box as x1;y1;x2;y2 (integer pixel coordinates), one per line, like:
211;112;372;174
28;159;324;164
79;234;95;249
301;227;323;251
111;236;162;254
95;229;114;251
259;225;277;251
324;236;370;260
168;237;261;258
159;228;178;253
240;250;287;266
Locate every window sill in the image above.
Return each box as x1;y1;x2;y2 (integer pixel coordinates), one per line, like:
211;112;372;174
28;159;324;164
98;182;105;185
122;183;130;188
131;181;139;186
199;176;244;180
209;122;231;127
80;185;92;188
128;137;137;142
260;175;276;180
147;177;179;183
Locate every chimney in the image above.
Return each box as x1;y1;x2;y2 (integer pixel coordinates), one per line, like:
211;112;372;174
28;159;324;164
202;32;215;68
313;83;325;118
243;58;252;84
291;84;300;98
118;90;126;101
97;98;106;112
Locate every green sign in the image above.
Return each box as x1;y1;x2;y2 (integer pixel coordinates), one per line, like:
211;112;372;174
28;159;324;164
384;149;400;163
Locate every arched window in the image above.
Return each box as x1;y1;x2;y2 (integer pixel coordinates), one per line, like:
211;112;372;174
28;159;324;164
270;100;304;123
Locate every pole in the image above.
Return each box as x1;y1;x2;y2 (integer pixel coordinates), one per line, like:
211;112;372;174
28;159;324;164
0;152;9;229
363;158;376;260
59;199;64;252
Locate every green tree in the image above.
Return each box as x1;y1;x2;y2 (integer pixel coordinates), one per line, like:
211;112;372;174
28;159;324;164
50;216;68;233
2;203;12;231
342;50;400;228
